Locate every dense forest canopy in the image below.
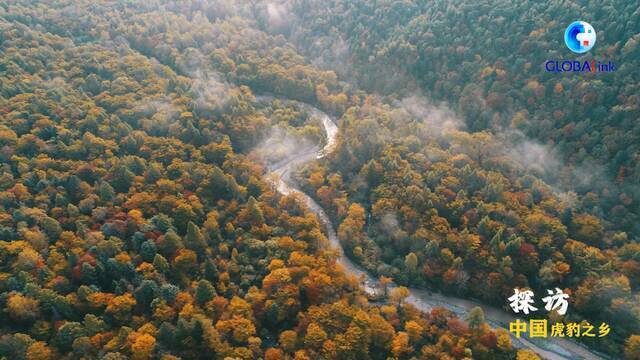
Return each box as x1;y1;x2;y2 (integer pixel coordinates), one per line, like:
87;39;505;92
283;0;640;236
0;0;638;359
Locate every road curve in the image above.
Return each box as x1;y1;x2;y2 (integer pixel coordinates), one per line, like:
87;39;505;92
261;98;608;360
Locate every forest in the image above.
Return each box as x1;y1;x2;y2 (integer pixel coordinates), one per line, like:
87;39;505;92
0;0;638;359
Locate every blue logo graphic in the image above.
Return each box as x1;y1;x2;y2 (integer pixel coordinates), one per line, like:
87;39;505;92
565;21;596;53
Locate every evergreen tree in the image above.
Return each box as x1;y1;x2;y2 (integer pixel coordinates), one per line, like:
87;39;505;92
184;221;206;256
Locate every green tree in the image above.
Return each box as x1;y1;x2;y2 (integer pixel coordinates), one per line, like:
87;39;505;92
465;306;485;331
184;221;206;255
160;231;184;257
245;197;264;227
135;280;159;309
97;181;115;202
140;240;157;263
195;280;216;305
109;163;135;193
39;217;62;242
55;322;85;352
153;254;169;274
174;204;196;234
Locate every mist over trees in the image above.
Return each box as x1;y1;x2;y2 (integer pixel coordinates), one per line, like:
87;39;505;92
0;0;638;358
282;0;640;237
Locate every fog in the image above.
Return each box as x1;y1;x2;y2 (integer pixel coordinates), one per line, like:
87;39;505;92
188;69;234;108
394;95;464;133
264;1;293;33
386;93;608;203
250;126;318;169
506;132;562;175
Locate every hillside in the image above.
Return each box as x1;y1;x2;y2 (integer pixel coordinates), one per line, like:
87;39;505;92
0;1;638;359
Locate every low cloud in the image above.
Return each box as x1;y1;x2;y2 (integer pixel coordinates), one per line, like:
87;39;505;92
251;126;318;168
254;0;295;34
176;48;234;109
306;32;354;79
189;69;233;108
380;212;406;240
506;136;562;175
502;130;612;199
133;97;179;116
395;95;464;132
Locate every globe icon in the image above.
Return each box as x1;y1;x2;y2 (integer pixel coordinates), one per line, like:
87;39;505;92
565;21;596;53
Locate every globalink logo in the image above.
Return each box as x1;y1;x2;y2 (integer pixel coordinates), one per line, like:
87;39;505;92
564;21;596;53
545;21;616;73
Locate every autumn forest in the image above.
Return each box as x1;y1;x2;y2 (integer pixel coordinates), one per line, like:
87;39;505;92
0;1;638;359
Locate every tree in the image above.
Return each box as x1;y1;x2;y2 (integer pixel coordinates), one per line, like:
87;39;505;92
7;293;39;323
404;252;418;271
83;314;106;336
195;280;216;305
140;240;157;263
106;294;136;322
135;280;159;309
279;330;297;353
216;316;256;344
173;249;198;274
202;137;233;166
244;197;265;227
203;211;221;243
184;221;206;255
303;323;327;350
160;284;179;304
97;180;116;202
64;176;84;203
72;336;94;357
496;328;512;352
55;322;85;352
391;332;412;358
516;349;541;360
204;259;220;282
153;254;170;274
335;324;369;358
390;287;410;305
625;335;640;360
81;262;98;285
160;231;184;257
404;321;423;343
174;204;196;234
39;217;62;242
26;341;53;360
109;163;135;193
205;166;238;201
131;333;156;360
338;203;366;251
265;348;284;360
570;214;604;246
465;306;485;331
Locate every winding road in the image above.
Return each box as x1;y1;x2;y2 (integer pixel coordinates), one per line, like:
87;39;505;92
262;98;609;360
